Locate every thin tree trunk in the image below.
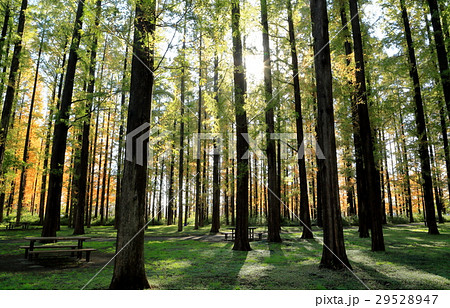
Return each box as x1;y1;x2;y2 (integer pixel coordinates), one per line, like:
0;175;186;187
0;0;27;172
177;25;186;232
260;0;281;242
287;0;313;239
15;31;44;224
0;1;10;74
210;55;220;234
400;0;439;234
399;110;413;222
382;131;393;218
194;31;202;230
349;0;385;250
73;0;101;234
439;106;450;195
100;110;111;225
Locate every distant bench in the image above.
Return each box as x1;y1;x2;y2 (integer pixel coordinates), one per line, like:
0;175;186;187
6;222;30;230
22;236;96;262
222;228;263;241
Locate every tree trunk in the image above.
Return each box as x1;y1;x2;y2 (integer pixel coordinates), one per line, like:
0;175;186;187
338;0;367;233
349;0;384;250
210;55;220;234
42;0;84;238
0;0;27;172
231;0;251;251
0;1;10;73
439;106;450;195
194;31;203;230
399;110;413;223
167;140;175;225
426;0;450;122
287;0;313;239
73;0;101;235
100;110;110;225
310;0;351;269
259;0;281;242
109;0;154;290
16;31;43;224
177;26;186;232
400;0;439;234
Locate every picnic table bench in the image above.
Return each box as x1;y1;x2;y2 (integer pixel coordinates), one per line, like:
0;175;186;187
6;222;30;230
223;227;263;241
22;236;96;262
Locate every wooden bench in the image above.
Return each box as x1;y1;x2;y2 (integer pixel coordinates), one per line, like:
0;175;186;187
20;245;78;259
28;248;96;262
221;232;234;241
23;236;94;262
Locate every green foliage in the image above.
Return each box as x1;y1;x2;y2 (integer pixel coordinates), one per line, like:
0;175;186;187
341;215;359;227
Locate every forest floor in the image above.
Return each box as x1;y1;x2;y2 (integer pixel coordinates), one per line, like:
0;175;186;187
0;222;448;290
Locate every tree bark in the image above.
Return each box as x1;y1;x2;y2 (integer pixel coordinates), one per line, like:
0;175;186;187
99;110;110;225
210;55;220;234
231;0;251;251
349;0;384;250
399;110;413;222
400;0;439;234
177;25;186;232
426;0;450;122
310;0;351;269
73;0;101;234
16;31;43;224
0;1;10;72
259;0;281;242
42;0;84;238
0;0;28;172
439;106;450;195
287;0;313;239
109;0;154;290
194;31;202;230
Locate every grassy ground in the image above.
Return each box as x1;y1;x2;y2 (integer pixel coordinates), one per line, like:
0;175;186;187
0;222;448;290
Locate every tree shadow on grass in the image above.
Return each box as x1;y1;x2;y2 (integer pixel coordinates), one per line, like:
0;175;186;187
144;240;249;289
257;241;366;290
349;258;450;289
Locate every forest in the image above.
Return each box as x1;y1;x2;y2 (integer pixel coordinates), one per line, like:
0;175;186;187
0;0;449;290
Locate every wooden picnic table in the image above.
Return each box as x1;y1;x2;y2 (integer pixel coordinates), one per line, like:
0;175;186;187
226;227;260;241
23;236;95;261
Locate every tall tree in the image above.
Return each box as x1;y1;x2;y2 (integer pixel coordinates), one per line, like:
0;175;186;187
42;0;85;238
73;0;102;235
16;30;44;224
177;21;186;232
0;1;10;71
210;54;220;234
260;0;281;243
348;0;385;251
0;0;28;173
399;0;439;234
286;0;313;239
426;0;450;122
231;0;251;251
310;0;351;269
109;0;155;290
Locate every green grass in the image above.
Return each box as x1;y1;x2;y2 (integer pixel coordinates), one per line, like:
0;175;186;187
0;223;449;290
